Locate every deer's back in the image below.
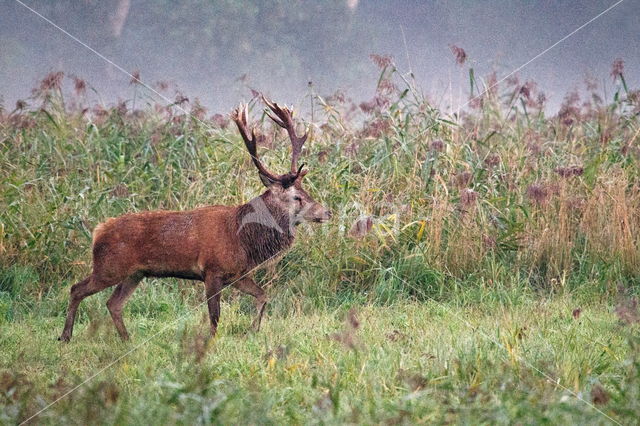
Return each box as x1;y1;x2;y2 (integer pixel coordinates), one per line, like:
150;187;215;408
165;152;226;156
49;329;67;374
91;206;245;281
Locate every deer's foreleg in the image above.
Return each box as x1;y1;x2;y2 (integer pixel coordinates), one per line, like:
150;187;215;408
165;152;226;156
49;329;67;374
204;274;224;337
233;277;267;331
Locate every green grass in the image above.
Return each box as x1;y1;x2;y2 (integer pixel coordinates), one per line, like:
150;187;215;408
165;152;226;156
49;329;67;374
1;64;640;423
1;292;637;424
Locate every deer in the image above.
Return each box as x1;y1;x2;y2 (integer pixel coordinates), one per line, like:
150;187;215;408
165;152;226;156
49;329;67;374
59;97;331;342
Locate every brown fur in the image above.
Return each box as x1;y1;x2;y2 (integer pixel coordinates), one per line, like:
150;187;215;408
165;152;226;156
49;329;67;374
59;99;331;342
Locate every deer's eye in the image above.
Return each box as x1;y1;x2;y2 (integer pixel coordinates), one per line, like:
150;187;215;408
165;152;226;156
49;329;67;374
293;196;302;202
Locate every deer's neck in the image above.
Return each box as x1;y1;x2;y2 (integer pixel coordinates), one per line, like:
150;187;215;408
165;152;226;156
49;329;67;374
236;191;295;268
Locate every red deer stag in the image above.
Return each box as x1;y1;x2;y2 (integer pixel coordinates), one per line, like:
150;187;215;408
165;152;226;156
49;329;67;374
59;98;331;342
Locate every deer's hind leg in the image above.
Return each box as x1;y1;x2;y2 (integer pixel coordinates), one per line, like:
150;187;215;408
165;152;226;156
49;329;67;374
106;276;142;341
233;277;267;331
60;274;115;342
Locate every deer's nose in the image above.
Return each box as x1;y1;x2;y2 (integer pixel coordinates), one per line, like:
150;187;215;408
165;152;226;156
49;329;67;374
325;210;333;219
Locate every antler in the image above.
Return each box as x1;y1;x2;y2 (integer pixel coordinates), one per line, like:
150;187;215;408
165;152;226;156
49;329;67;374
231;104;281;183
262;96;308;174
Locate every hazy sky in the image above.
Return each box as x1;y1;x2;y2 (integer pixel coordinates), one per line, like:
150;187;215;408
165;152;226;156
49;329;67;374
1;0;638;114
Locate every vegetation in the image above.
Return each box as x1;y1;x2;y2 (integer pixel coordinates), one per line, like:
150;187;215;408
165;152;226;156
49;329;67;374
1;57;639;424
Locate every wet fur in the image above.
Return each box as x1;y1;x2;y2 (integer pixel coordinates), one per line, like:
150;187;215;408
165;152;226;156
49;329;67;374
237;191;295;268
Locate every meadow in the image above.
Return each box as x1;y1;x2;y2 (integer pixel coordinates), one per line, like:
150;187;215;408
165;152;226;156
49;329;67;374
1;58;639;424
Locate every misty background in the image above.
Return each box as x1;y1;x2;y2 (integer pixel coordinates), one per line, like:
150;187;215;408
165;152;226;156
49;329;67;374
1;0;638;114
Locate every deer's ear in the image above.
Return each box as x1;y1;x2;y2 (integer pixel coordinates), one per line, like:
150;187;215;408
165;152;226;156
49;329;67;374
259;172;280;188
297;169;308;179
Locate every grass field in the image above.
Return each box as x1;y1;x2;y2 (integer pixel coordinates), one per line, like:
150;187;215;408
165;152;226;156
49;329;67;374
1;61;640;424
1;295;637;424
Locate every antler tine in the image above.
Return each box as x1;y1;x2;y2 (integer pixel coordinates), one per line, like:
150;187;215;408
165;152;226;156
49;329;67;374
262;95;308;174
231;103;280;182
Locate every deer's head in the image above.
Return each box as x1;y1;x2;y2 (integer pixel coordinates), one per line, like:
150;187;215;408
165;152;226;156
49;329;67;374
232;98;332;226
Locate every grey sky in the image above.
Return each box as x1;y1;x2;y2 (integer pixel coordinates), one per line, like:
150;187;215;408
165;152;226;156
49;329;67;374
1;0;637;113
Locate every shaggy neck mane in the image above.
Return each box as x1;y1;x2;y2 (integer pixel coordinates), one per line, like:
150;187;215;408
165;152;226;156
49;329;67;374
236;190;295;267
